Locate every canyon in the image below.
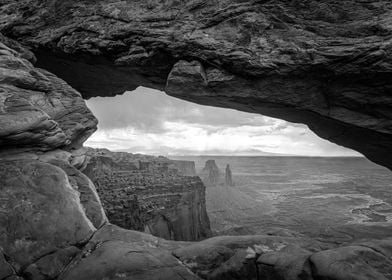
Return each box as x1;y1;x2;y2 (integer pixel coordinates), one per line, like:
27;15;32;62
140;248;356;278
1;0;392;279
80;147;211;241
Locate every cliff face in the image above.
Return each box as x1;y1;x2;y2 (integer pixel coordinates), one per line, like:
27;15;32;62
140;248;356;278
225;164;234;187
81;148;211;241
169;160;197;176
201;160;221;186
1;0;392;169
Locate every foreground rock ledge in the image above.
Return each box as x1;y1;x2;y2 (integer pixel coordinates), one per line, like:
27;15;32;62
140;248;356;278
1;0;392;169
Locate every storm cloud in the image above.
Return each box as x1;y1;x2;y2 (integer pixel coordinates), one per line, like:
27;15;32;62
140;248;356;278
85;87;362;157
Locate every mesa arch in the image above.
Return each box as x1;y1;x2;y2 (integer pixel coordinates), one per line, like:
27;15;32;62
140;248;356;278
2;0;391;170
1;1;392;279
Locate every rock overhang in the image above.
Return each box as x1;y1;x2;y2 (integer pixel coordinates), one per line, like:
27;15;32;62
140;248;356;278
1;0;392;170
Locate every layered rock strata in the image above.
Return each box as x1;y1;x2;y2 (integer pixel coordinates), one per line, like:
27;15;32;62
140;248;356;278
81;148;211;241
0;34;97;151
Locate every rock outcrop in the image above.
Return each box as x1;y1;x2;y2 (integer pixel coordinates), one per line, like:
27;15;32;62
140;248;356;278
170;160;197;176
0;34;97;152
58;224;200;280
225;164;234;187
1;0;392;169
0;158;96;276
2;1;392;279
81;148;212;241
174;235;392;280
201;160;221;186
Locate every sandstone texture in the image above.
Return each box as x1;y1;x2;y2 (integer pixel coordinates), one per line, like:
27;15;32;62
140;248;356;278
0;35;97;151
174;235;392;280
58;224;200;280
47;159;108;228
0;159;95;273
81;148;212;241
1;1;392;280
0;0;392;169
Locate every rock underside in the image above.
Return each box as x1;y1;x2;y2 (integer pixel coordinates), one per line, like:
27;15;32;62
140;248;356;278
1;0;392;279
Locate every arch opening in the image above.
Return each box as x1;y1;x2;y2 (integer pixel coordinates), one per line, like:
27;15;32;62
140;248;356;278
83;87;392;244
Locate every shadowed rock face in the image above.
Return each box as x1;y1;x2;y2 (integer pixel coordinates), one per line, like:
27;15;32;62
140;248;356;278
0;34;97;151
1;0;392;169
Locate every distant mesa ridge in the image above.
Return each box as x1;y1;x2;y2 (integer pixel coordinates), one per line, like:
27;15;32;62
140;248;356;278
200;159;235;187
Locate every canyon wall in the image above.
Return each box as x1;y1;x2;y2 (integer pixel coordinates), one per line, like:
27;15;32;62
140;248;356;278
81;148;211;241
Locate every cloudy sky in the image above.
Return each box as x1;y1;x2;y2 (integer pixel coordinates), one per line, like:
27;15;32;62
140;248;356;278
85;87;362;157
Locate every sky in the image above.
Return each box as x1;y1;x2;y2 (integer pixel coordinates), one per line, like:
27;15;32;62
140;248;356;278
85;87;362;157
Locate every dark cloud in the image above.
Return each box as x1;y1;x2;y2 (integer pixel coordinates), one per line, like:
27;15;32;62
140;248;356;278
86;87;271;133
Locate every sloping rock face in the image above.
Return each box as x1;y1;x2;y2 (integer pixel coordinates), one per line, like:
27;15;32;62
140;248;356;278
0;158;95;274
81;148;212;241
1;0;392;169
58;224;201;280
0;34;97;151
174;235;392;280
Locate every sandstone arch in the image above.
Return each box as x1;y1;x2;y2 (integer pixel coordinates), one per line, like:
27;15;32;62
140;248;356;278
1;1;392;279
1;0;392;169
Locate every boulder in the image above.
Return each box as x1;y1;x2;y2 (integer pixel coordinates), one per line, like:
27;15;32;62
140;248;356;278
173;235;324;280
0;159;95;270
257;244;313;280
58;225;201;280
87;224;191;252
310;245;392;280
45;159;108;228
